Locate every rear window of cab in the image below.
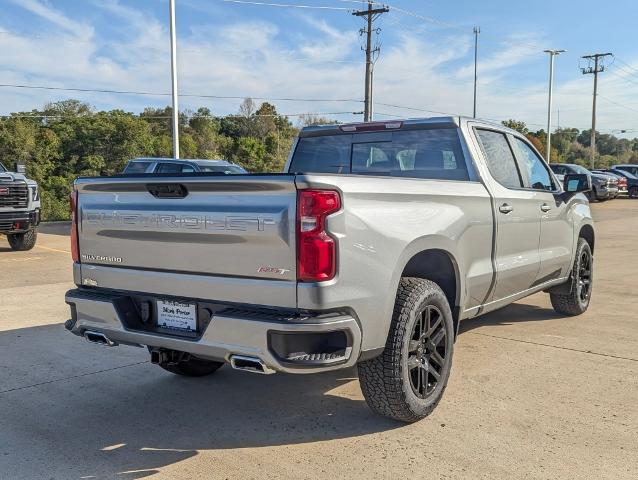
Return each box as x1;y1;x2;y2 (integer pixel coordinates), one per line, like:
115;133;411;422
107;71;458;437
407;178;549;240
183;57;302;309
289;128;469;181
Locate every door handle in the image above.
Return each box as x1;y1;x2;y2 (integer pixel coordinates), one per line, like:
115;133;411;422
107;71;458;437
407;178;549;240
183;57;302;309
540;203;552;212
499;203;514;214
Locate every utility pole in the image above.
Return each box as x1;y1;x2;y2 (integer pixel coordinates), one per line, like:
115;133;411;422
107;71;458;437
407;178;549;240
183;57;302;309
353;1;389;122
473;26;480;118
169;0;180;159
544;49;565;162
581;52;612;169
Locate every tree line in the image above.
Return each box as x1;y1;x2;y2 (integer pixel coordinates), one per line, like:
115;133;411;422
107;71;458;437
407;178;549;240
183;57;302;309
501;119;638;166
0;99;636;221
0;99;335;220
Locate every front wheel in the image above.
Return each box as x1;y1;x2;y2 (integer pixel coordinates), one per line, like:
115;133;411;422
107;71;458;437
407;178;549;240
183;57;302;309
7;229;37;251
358;278;454;423
550;238;593;316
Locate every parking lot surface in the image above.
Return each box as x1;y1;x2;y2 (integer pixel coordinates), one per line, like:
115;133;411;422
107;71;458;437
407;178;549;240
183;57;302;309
1;204;637;479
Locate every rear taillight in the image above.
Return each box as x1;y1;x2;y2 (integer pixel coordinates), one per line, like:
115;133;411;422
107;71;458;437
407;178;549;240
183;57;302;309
297;189;341;282
70;190;80;262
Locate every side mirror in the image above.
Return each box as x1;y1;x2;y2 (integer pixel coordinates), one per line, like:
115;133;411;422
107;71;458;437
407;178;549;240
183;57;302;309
562;173;591;198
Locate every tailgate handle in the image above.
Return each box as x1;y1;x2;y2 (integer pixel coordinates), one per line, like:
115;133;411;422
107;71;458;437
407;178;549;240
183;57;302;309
146;183;188;199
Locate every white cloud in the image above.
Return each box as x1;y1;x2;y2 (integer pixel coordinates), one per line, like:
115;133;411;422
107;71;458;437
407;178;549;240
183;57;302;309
11;0;93;38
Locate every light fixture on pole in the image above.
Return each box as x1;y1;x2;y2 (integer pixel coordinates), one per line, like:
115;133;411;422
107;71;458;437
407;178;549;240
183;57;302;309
544;49;565;162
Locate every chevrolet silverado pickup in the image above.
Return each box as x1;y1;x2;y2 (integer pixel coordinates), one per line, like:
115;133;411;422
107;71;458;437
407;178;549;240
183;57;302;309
65;117;595;422
0;162;40;250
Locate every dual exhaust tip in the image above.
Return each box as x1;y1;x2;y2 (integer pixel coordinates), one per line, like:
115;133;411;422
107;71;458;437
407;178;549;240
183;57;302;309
84;331;275;374
84;330;117;347
229;355;275;375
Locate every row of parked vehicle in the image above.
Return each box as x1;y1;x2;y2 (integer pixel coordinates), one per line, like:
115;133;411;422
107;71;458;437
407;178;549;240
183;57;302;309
549;163;638;201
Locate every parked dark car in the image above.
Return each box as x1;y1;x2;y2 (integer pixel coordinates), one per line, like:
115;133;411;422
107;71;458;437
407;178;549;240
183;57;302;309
549;163;618;201
123;158;247;175
599;168;638;198
612;164;638;177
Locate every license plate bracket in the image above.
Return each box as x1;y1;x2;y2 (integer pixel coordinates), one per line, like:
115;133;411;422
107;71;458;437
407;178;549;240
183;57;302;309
156;300;198;332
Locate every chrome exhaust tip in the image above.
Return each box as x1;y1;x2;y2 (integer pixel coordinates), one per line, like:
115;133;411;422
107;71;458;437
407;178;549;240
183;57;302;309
229;355;275;375
83;330;117;347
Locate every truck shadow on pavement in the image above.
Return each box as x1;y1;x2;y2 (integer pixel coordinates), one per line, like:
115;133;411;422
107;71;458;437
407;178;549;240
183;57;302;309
2;301;562;478
0;325;399;479
458;301;563;334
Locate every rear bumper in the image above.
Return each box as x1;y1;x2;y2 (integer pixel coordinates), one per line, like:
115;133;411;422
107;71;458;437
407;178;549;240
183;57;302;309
0;209;40;233
65;288;362;374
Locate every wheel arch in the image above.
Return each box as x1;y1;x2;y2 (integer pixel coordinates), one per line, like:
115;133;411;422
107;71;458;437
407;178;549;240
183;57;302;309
579;223;595;253
399;248;461;337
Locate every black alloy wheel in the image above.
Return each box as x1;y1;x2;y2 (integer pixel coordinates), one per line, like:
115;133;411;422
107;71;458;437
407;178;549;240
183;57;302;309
577;248;592;303
407;305;447;399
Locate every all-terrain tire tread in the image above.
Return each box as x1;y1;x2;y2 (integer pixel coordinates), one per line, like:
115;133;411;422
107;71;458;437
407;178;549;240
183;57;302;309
7;229;37;251
550;238;591;316
358;278;452;423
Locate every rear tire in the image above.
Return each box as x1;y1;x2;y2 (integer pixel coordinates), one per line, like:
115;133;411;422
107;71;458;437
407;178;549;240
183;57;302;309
7;229;37;251
160;356;224;377
357;278;454;423
550;238;593;316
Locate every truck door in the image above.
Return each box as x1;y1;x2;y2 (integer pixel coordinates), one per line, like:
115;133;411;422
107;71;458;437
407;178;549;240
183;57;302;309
510;136;573;283
474;128;541;302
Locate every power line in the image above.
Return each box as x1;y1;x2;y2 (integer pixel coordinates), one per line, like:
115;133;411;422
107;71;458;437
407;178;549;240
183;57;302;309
0;82;364;104
598;95;638;115
220;0;350;10
612;57;638;76
0;111;362;120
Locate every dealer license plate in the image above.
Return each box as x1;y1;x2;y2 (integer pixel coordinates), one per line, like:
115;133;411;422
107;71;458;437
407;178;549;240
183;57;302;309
156;300;197;332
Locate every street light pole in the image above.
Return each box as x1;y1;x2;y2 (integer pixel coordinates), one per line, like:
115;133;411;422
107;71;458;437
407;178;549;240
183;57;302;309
544;49;565;162
169;0;180;159
473;26;480;118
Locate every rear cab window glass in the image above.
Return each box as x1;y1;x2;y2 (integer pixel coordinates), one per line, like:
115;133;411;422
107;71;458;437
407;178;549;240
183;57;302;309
475;129;522;188
124;161;151;174
155;163;194;174
290;128;470;181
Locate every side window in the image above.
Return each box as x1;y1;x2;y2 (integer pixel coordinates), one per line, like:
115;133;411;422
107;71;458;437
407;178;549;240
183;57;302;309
181;165;195;173
475;129;522;188
513;138;555;191
123;161;150;174
156;163;182;174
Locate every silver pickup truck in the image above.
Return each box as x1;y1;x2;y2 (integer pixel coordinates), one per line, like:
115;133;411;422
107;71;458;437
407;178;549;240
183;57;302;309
65;117;594;422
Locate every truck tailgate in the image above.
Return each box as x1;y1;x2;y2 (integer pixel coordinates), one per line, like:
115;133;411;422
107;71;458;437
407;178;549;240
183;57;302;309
75;175;297;306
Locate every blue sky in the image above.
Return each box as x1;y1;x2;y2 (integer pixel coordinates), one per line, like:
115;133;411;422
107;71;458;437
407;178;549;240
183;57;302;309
0;0;637;134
